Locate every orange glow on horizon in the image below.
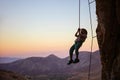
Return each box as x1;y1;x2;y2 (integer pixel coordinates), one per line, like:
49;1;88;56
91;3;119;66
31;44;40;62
0;36;99;57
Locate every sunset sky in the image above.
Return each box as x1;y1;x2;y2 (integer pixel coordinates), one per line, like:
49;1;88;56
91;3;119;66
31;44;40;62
0;0;98;58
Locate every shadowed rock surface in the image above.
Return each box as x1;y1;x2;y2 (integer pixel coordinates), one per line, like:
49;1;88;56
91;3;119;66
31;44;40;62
96;0;120;80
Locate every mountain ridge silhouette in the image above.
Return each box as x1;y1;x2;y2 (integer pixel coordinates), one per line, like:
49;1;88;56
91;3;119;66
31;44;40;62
0;51;101;76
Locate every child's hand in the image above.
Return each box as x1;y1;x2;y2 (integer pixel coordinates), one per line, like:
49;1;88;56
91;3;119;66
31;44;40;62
78;28;80;31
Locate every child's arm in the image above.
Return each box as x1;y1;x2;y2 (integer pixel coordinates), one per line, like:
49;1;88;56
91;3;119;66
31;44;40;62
75;28;81;37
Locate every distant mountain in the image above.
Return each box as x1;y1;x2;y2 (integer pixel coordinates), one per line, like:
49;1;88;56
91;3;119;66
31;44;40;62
0;69;27;80
0;51;101;80
0;57;20;63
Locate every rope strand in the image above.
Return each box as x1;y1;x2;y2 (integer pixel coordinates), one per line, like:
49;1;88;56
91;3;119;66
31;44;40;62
87;0;94;80
79;0;80;28
78;0;95;80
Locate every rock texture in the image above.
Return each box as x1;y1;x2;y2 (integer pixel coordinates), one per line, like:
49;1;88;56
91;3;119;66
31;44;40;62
96;0;120;80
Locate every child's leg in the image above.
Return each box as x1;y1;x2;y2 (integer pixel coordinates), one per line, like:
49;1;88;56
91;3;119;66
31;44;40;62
75;42;83;59
75;48;79;59
69;44;75;60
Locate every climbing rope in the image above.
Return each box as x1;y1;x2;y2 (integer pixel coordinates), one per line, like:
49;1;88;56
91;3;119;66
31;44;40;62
78;0;95;80
78;0;96;79
87;0;95;80
79;0;80;28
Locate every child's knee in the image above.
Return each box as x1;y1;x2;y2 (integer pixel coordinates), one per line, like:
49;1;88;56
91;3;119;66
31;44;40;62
75;50;79;54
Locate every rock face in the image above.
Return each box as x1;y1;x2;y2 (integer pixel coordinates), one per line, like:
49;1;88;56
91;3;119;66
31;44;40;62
96;0;120;80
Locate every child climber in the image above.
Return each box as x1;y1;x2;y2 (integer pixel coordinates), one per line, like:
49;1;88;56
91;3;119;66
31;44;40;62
67;28;87;65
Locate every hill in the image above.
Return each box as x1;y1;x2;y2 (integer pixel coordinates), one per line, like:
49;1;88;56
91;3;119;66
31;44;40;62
0;69;27;80
0;57;20;63
0;51;101;80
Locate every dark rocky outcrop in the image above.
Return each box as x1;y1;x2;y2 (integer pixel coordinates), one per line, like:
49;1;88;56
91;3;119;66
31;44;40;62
96;0;120;80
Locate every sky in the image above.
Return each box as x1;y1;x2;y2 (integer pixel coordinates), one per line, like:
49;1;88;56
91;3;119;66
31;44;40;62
0;0;98;58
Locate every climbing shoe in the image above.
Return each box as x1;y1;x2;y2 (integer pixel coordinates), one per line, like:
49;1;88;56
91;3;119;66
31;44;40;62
73;58;79;63
67;60;73;65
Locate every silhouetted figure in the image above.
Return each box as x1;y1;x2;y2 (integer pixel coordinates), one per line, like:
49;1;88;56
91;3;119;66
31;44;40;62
67;28;87;65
